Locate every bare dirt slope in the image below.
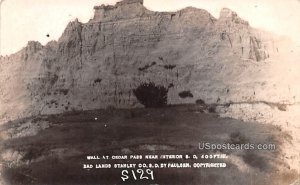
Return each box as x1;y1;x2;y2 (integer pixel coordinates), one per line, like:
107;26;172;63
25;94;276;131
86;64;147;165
0;106;298;185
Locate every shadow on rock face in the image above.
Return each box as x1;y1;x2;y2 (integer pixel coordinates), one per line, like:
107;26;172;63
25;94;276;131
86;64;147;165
133;82;168;108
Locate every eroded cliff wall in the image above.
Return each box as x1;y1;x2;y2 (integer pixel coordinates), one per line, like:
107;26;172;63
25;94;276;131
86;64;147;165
0;0;299;125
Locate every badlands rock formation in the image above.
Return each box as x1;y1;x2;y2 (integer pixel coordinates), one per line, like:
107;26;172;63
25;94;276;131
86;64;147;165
0;0;299;127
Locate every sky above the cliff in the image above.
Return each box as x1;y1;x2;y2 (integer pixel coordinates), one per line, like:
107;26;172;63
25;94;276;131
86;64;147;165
1;0;300;55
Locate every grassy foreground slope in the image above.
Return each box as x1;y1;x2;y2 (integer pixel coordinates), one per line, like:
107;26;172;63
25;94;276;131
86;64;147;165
0;105;298;185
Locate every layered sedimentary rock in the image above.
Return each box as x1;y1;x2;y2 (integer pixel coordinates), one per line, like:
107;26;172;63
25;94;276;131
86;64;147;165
0;0;299;125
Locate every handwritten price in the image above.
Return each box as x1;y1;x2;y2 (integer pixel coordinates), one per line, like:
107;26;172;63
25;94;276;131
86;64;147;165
121;169;154;182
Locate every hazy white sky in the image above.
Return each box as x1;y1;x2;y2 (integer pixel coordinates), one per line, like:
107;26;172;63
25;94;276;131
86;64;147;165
1;0;300;55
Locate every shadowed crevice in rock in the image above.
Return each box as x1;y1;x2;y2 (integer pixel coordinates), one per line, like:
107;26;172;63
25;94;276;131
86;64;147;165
133;82;168;108
179;91;194;99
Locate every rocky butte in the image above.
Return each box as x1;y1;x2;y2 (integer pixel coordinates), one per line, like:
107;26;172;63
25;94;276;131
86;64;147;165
0;0;299;130
0;0;300;176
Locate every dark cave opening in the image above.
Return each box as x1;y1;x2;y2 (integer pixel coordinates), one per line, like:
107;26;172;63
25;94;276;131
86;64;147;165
133;82;168;108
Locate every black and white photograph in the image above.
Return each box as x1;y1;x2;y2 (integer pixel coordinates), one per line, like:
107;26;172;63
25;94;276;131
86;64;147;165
0;0;299;184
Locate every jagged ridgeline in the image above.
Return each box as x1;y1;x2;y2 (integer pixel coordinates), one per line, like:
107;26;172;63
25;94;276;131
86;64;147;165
0;0;299;122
